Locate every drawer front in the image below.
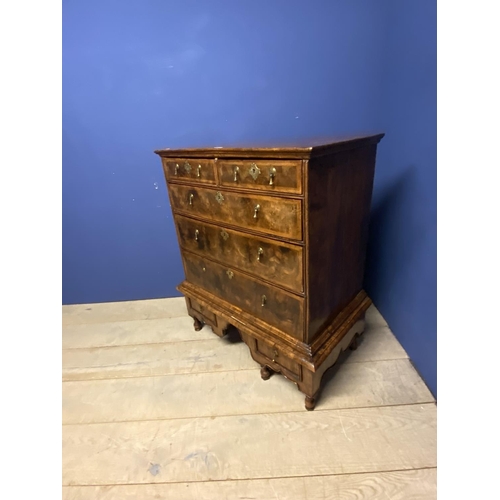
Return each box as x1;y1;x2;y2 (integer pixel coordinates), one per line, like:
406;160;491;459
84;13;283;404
183;251;304;341
218;159;302;194
162;158;216;184
188;298;217;325
175;215;304;293
168;184;303;241
255;340;302;382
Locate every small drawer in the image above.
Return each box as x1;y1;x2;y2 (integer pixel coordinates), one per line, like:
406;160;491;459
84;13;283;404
168;184;303;241
218;159;302;194
256;340;302;382
162;158;216;184
188;298;217;327
188;298;217;325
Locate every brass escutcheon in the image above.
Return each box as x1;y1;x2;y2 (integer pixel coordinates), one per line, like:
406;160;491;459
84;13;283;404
226;270;234;279
215;191;224;204
184;161;192;173
249;163;261;180
220;229;229;241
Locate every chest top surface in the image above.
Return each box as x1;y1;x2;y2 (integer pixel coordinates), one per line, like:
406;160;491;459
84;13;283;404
154;133;385;159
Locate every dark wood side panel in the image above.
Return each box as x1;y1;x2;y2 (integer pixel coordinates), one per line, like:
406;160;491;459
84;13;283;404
305;144;378;343
182;250;304;341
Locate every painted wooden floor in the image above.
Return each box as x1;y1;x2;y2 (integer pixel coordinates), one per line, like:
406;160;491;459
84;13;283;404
62;298;437;499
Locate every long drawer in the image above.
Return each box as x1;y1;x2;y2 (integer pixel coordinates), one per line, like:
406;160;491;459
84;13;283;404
182;250;304;341
217;159;303;194
175;215;303;293
168;184;303;240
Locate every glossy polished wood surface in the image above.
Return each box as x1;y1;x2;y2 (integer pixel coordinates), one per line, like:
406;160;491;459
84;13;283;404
218;159;303;194
155;133;385;159
175;214;304;293
183;250;304;341
162;158;216;184
168;183;303;240
156;133;384;409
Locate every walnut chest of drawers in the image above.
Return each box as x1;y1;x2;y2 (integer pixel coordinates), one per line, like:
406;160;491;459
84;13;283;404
155;134;384;410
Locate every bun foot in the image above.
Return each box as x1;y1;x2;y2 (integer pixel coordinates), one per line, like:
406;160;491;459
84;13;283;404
193;318;204;331
305;396;316;411
260;365;273;380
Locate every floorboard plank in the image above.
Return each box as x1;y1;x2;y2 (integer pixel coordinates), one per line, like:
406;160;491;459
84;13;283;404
62;316;215;350
62;322;407;380
63;335;252;381
62;303;400;359
62;297;186;326
62;404;436;486
62;468;437;500
63;359;434;424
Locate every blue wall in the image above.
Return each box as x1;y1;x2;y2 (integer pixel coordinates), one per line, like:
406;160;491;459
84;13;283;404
365;0;437;395
63;1;436;394
62;0;386;304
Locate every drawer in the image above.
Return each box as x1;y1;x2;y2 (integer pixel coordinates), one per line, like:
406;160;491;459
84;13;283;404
218;159;302;194
162;158;216;184
255;340;302;382
183;250;304;341
188;298;217;325
168;184;303;241
175;215;304;293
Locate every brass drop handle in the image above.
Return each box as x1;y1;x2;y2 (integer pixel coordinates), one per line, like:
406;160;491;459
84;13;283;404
269;167;276;186
174;164;179;175
261;295;267;307
272;349;279;362
257;247;264;262
197;165;202;178
233;166;239;182
189;193;194;206
253;204;261;219
194;229;199;242
226;270;234;279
